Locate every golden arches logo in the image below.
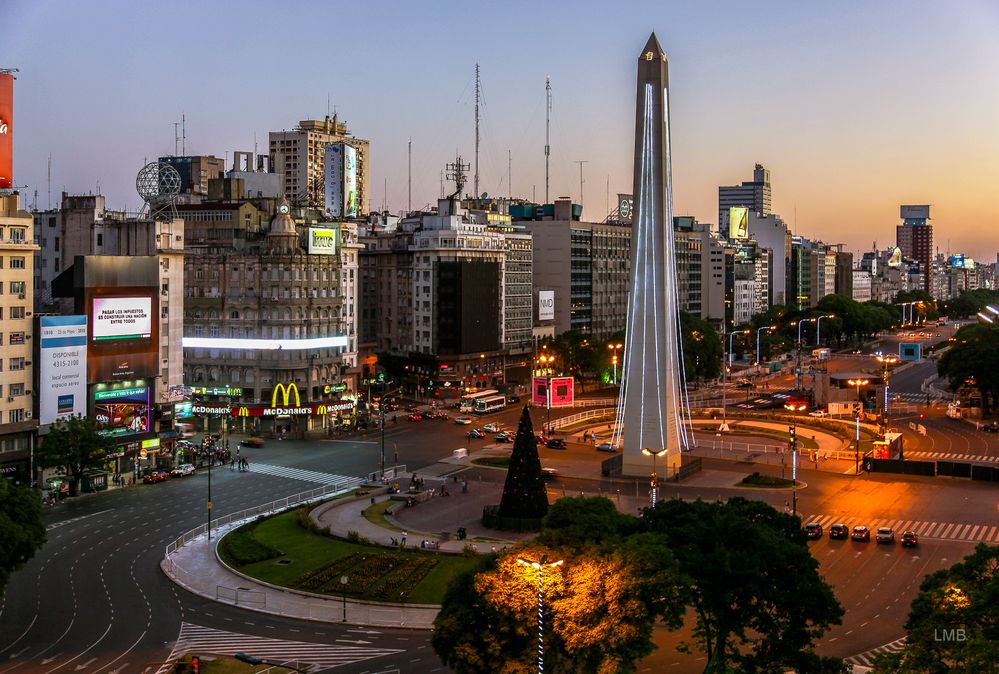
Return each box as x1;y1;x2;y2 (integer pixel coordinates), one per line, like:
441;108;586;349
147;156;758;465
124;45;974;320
272;383;301;408
236;406;250;417
316;405;328;415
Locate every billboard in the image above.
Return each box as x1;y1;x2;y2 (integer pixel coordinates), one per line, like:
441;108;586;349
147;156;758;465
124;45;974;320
39;316;88;425
323;143;344;217
531;376;575;408
900;205;930;220
617;194;633;224
92;296;153;341
93;385;151;437
539;290;555;321
887;247;903;267
950;254;965;269
0;73;12;189
728;207;749;240
532;377;549;406
308;227;340;255
343;145;358;217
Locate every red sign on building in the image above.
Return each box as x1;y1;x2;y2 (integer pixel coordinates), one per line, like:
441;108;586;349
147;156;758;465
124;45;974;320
0;73;12;189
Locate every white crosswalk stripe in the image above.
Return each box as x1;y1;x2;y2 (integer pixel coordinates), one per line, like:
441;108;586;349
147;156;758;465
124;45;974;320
846;636;908;667
249;462;363;487
906;451;999;463
802;514;999;543
162;622;402;672
894;393;928;403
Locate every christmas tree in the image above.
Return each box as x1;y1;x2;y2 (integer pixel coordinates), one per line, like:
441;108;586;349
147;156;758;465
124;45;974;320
498;405;549;520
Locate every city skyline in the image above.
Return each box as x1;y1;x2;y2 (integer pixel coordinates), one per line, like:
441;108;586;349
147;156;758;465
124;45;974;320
3;1;999;259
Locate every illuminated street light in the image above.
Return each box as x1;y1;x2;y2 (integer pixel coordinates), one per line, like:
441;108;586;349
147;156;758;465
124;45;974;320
756;324;776;367
607;342;623;384
847;378;870;474
793;318;817;390
977;312;994;324
516;557;564;674
722;329;750;428
783;402;807;516
875;353;899;438
641;447;668;507
816;314;835;346
986;305;999;316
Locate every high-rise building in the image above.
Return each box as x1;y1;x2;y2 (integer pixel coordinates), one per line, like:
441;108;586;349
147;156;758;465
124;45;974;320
747;212;790;306
0;193;38;485
896;205;933;293
158;155;226;202
269;115;370;215
718;163;772;235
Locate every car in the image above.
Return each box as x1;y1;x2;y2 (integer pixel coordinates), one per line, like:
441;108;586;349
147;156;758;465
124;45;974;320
808;410;829;418
851;526;871;542
804;522;823;539
534;433;549;444
876;527;895;544
982;422;998;433
468;429;485;439
900;531;919;547
454;416;473;425
142;471;170;484
596;442;620;453
541;467;559;481
545;438;567;449
736;380;754;389
170;463;196;477
407;413;424;422
483;423;502;433
426;411;449;421
829;523;849;539
240;436;264;447
495;432;512;443
506;395;521;404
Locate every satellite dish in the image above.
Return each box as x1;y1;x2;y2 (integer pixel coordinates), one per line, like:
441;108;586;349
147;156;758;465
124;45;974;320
136;162;181;221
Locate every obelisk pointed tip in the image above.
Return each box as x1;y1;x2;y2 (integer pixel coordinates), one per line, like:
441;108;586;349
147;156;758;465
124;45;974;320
640;32;665;59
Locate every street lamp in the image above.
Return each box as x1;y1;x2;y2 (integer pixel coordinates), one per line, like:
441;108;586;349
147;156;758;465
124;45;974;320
723;329;750;428
794;318;816;390
756;325;776;366
641;448;668;507
516;557;564;674
728;329;750;367
847;378;870;475
977;311;994;324
783;402;807;516
874;353;898;438
816;314;835;346
607;343;623;385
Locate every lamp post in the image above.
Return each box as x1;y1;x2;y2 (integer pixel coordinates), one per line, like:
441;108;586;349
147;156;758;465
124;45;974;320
874;353;898;438
816;314;834;346
607;342;623;385
728;329;750;367
641;448;668;507
794;318;816;391
848;378;870;474
756;325;776;367
516;557;564;674
784;402;807;516
723;329;749;428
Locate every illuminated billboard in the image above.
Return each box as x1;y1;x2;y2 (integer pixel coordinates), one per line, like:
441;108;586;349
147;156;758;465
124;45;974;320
308;227;339;255
323;143;344;217
0;72;11;189
87;292;158;383
728;207;749;240
617;194;634;223
39;316;88;425
92;296;152;341
343;145;358;217
538;290;554;321
887;247;903;267
950;254;965;269
531;376;575;408
93;385;151;437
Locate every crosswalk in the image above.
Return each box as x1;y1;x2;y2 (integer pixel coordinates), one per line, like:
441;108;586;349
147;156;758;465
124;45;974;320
802;514;999;544
162;622;403;672
893;392;928;403
249;462;363;487
846;636;907;668
906;451;998;463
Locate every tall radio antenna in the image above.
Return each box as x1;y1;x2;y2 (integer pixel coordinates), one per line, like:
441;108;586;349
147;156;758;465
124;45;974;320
545;75;551;204
474;63;481;199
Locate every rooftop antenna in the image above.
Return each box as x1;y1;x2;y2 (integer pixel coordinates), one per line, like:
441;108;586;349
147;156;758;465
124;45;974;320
605;174;609;218
408;138;412;212
575;160;588;213
474;63;481;200
182;113;186;155
445;155;469;201
47;154;52;209
253;132;258;158
545;75;551;204
173;122;180;155
508;150;512;200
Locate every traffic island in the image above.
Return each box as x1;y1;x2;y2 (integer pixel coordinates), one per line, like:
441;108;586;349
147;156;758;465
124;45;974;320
735;471;798;489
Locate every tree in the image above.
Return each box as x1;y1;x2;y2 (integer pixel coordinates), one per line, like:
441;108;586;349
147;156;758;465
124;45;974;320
938;323;999;415
0;478;47;595
497;406;548;522
641;498;845;673
871;543;999;673
680;312;723;382
538;495;640;552
35;416;110;497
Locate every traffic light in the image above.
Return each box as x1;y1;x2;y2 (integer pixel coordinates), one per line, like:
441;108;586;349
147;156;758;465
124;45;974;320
919;413;925;420
789;425;796;442
853;402;862;417
190;656;200;674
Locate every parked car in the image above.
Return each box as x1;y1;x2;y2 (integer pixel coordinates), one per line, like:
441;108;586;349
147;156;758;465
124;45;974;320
240;437;264;448
541;467;559;481
545;438;567;450
483;423;502;433
407;413;424;422
468;429;485;439
495;432;512;443
170;464;195;477
454;416;473;425
736;380;754;389
596;442;619;453
829;523;849;539
142;471;170;484
534;433;549;444
851;526;871;542
808;410;829;418
900;531;919;547
876;527;895;544
804;522;824;539
506;395;521;404
982;422;998;433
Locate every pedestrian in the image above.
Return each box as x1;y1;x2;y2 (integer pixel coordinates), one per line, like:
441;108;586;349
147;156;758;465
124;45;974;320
401;531;407;547
230;457;235;470
461;479;468;494
783;500;790;513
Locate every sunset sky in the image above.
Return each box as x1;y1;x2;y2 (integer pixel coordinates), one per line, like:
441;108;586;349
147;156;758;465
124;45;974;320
3;0;998;261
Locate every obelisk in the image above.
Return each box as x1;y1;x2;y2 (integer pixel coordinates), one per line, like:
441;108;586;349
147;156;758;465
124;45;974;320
613;33;691;477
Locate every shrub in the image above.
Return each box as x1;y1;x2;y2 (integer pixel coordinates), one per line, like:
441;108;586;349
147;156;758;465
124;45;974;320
219;527;282;566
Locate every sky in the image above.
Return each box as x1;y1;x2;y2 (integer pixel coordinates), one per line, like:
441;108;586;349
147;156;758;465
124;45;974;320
3;0;999;261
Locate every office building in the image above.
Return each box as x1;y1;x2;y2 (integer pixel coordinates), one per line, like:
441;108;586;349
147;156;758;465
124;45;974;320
718;163;772;235
159;155;226;202
746;212;790;306
896;205;933;293
227;151;284;200
0;193;38;485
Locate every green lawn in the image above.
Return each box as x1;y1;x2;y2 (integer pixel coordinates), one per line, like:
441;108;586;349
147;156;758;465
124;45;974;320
362;500;399;530
225;508;479;604
472;456;510;468
736;472;794;488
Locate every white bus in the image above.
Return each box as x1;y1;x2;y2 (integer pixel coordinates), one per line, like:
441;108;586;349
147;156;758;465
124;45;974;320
473;394;507;414
458;389;499;412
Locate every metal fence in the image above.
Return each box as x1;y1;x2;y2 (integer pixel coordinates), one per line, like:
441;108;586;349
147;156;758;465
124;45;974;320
164;476;363;557
549;408;616;430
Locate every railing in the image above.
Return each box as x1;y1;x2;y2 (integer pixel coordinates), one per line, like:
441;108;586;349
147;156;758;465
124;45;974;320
365;464;408;484
164;476;363;557
694;438;859;462
549;408;616;430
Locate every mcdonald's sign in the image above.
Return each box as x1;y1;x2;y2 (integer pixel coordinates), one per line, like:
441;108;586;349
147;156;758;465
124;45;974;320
316;404;328;415
235;406;250;417
272;383;301;408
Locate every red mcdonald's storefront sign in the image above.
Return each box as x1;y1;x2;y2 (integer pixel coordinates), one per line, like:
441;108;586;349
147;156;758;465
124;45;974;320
230;401;354;417
0;73;12;189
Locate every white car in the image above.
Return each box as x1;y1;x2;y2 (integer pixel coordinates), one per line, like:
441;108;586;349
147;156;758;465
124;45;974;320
170;463;195;477
483;423;502;433
454;417;473;425
596;442;620;453
808;410;828;418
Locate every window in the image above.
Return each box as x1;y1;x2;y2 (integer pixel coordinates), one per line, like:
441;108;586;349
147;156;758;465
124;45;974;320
9;281;25;295
209;325;220;337
9;383;24;397
9;410;25;424
96;233;103;246
10;228;25;242
8;358;25;371
9;256;24;269
10;307;24;319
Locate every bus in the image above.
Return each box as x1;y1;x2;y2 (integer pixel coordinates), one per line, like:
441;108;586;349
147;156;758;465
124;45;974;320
458;389;499;412
473;394;507;414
